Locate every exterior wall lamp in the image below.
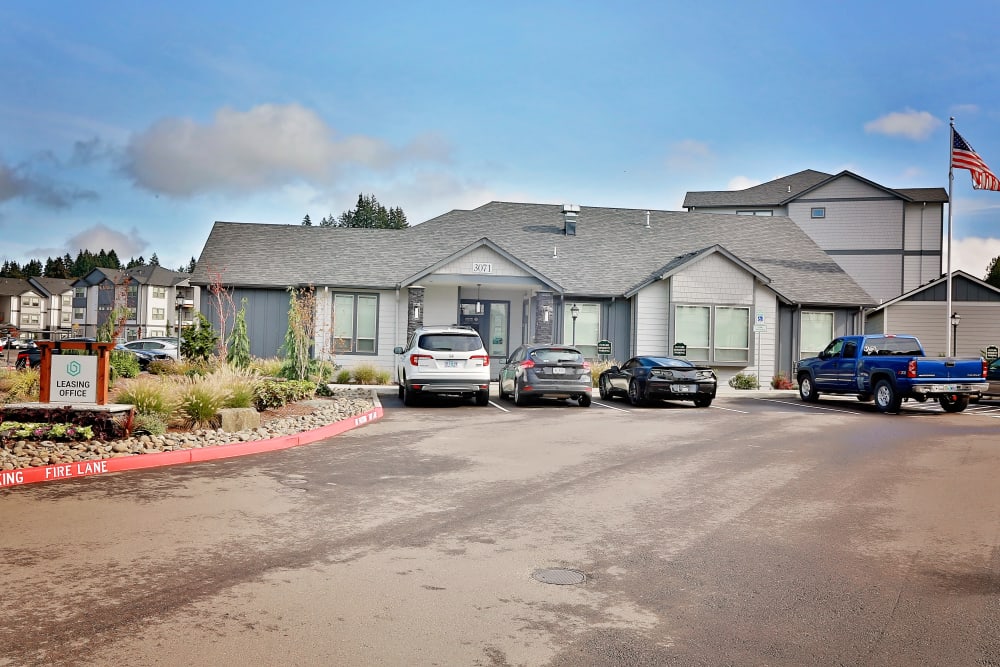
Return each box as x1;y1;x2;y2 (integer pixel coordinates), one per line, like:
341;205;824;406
950;312;961;356
570;303;580;345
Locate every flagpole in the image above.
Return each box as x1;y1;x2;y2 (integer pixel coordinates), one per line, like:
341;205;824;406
947;117;955;356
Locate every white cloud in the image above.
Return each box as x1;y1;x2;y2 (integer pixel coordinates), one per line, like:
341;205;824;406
864;109;941;140
60;224;148;261
950;103;980;117
726;175;758;190
123;104;452;197
949;236;1000;277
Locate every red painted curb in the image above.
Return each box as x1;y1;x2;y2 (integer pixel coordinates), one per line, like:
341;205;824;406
0;406;383;489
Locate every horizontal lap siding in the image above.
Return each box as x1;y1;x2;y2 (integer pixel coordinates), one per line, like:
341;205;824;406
435;248;530;276
903;202;943;252
634;280;669;355
673;254;754;304
885;302;1000;358
789;199;903;249
824;254;900;304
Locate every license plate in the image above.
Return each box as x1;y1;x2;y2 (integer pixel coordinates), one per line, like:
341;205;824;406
944;384;957;391
552;367;566;374
444;360;459;368
671;384;694;392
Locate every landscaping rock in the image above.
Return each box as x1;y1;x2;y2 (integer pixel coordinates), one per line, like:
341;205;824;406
218;408;261;433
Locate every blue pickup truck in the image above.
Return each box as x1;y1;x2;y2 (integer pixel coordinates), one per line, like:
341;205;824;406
796;335;988;413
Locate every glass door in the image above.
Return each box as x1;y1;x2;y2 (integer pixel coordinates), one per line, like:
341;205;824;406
460;300;509;376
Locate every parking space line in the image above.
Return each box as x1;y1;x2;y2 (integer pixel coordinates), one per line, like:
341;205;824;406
593;401;631;413
489;401;510;413
711;405;749;413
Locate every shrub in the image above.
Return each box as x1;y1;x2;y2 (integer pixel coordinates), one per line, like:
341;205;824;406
1;367;40;402
253;378;317;410
728;372;760;390
131;412;168;436
771;373;795;390
148;359;183;375
375;369;392;385
114;378;175;419
227;299;252;370
224;379;256;409
109;349;141;380
335;369;352;384
182;313;219;362
351;363;380;385
177;382;227;428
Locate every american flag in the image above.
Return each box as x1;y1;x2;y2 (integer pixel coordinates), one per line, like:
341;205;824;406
952;129;1000;191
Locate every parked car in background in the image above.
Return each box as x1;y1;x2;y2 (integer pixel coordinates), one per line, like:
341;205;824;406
979;357;1000;399
114;344;171;371
120;338;180;360
598;356;717;407
15;347;41;370
498;344;591;406
393;325;491;406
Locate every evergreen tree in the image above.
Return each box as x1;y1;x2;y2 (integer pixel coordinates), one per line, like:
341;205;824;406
106;249;121;268
319;214;335;227
226;298;251;369
1;260;23;278
187;257;197;273
336;193;409;229
302;214;312;226
23;259;43;277
986;256;1000;289
149;253;160;266
43;256;69;278
62;253;74;275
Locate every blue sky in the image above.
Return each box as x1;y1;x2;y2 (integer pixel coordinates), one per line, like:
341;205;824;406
3;1;1000;276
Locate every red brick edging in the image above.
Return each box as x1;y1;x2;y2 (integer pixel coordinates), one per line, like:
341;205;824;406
0;406;383;489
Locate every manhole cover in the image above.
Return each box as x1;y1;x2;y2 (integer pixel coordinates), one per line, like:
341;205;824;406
531;568;586;585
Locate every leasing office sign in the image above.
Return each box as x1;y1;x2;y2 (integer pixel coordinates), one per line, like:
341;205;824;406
50;355;98;403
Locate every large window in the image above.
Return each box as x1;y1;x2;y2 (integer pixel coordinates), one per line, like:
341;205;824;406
800;311;834;359
333;293;378;354
152;287;167;299
152;307;166;321
674;305;749;363
563;303;601;358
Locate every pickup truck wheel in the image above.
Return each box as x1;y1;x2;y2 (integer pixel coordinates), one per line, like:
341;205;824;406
798;375;819;402
874;379;902;413
939;394;969;413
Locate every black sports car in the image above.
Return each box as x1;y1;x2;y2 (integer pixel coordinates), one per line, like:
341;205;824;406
598;356;717;407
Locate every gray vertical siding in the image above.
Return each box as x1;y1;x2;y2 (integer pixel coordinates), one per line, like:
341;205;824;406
202;288;291;359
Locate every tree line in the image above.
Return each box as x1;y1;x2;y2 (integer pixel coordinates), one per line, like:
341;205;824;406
301;193;408;229
0;250;198;280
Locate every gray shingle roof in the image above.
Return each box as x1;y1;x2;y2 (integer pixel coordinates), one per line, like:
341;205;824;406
683;169;948;208
194;202;874;307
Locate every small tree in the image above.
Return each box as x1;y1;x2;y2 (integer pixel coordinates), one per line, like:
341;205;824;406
182;313;219;362
227;298;251;369
205;266;236;358
280;286;316;380
985;256;1000;289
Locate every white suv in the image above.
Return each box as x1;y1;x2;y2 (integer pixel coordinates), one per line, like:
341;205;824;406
394;325;491;406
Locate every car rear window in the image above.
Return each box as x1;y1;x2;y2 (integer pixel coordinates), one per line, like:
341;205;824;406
862;337;923;356
418;333;483;352
530;348;584;363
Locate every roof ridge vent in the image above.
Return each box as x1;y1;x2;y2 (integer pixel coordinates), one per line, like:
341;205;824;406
645;211;651;228
787;185;792;193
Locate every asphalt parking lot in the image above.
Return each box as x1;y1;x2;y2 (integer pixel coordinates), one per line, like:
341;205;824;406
4;385;1000;665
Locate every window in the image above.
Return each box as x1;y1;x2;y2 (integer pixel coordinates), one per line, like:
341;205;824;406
73;308;84;320
152;307;165;320
22;296;40;308
152;287;167;299
800;311;834;359
74;287;86;298
62;294;72;306
674;305;710;360
332;293;378;354
714;306;750;362
736;210;773;216
674;305;749;363
810;207;826;219
563;303;601;358
127;284;138;295
21;313;40;324
61;313;70;323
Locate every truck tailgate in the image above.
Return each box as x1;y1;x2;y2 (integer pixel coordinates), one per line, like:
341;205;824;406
913;358;985;381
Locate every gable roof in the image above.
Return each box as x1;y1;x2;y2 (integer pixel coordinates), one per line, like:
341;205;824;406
683;169;948;208
867;270;1000;312
28;276;74;296
0;278;30;298
623;245;776;298
193;202;874;307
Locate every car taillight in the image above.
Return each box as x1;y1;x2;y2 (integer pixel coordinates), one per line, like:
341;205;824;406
518;359;535;369
470;354;490;366
984;359;989;378
582;361;591;370
409;354;432;366
907;359;917;378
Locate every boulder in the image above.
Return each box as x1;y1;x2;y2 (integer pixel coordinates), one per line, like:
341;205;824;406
218;408;261;433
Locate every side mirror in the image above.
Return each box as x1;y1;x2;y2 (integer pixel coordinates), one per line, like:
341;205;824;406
818;351;828;360
393;346;404;355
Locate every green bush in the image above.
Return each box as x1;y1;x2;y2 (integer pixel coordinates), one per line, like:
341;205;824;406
253;378;317;410
335;369;352;384
728;372;760;390
375;369;392;385
177;383;226;428
249;357;284;378
109;350;141;380
131;412;168;436
224;379;256;409
147;359;182;375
